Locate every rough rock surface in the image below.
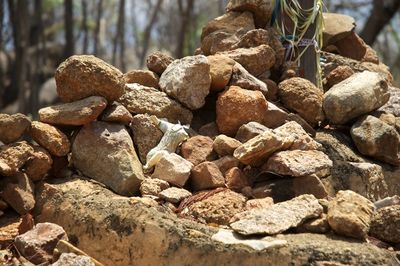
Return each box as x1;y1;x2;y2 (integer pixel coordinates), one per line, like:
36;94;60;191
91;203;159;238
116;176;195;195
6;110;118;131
213;134;242;157
124;69;159;89
152;153;193;187
2;173;35;215
274;121;322;151
369;205;400;244
225;167;249;192
0;113;31;144
190;162;225;191
322;13;355;47
72;121;144;196
140;178;170;197
229;62;268;96
263;102;288;129
181;136;216;166
25;145;53;181
325;65;354;88
146;52;174;75
55;55;124;102
208;55;235;91
335;32;367;61
159;187;192;204
38;96;107;126
0;141;33;176
53;253;95;266
213;155;241;174
101;102;133;125
226;0;273;28
235;121;268;143
378;87;400;117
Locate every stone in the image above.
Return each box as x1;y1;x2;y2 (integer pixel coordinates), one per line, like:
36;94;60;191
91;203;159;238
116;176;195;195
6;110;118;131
218;45;275;76
212;155;241;174
0;113;30;144
263;102;288;129
370;205;400;244
297;214;330;234
0;199;8;210
229;62;268;96
278;77;325;126
72;121;145;196
216;86;268;136
274;121;322;151
323;71;389;125
124;69;159;89
2;173;35;215
245;197;274;210
287;113;316;137
208;55;235;91
14;222;68;265
119;83;192;124
152;152;193;187
235;121;268;143
351;115;400;165
0;141;33;176
190;161;225;191
225;167;249;192
181;136;216;166
38;96;107;126
159;55;211;110
25;145;53;181
213;135;242;157
159;187;192;204
52;253;95;266
198;122;220;138
140;178;170;197
30;121;71;157
327;190;375;239
101;102;133;125
262;79;278;101
230;194;323;235
146;52;174;75
226;0;273;28
362;44;379;64
378;87;400;117
292;175;329;199
265;150;332;178
325;65;355;88
322;13;356;47
55;55;124;102
335;32;367;61
53;240;104;266
130;114;163;164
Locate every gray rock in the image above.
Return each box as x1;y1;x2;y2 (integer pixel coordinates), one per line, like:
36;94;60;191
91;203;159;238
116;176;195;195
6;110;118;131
378;86;400;117
152;152;193;187
235;121;268;143
158;187;192;204
2;173;35;215
101;102;133;125
370;205;400;244
52;253;95;266
0;113;31;144
229;62;268;96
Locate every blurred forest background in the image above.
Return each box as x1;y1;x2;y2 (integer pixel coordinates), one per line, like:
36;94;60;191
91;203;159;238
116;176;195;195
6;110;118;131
0;0;399;116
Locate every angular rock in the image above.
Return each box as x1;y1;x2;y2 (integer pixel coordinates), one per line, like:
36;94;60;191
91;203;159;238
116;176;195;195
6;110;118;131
263;102;288;129
292;175;329;199
119;83;192;124
226;0;273;28
140;178;170;197
378;87;400;117
216;86;268;136
38;96;107;126
25;145;53;181
274;121;322;151
323;71;389;124
322;13;355;47
124;69;159;89
278;77;325;126
351;115;400;165
101;102;133;125
0;141;33;176
327;190;375;239
230;194;323;235
213;135;242;157
208;55;235;91
198;122;220;138
335;32;367;61
190;161;225;191
225;167;249;192
370;205;400;244
213;155;241;175
2;173;35;215
159;187;192;204
296;214;330;234
30;121;70;157
159;55;211;110
325;65;354;89
53;253;95;266
181;136;216;166
235;121;268;143
229;62;268;96
245;197;274;211
72;121;145;196
262;78;278;101
55;55;124;102
152;153;193;187
0;113;30;144
146;52;174;75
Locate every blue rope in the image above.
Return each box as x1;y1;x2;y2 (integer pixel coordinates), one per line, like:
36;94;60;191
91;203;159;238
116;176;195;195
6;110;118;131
270;0;281;26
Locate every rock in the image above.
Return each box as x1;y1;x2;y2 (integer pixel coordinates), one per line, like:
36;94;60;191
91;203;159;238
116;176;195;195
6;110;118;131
159;187;192;204
119;83;192;124
327;190;375;239
362;44;379;64
225;167;249;192
216;86;268;136
230;194;323;235
198;122;220;138
124;69;159;89
25;145;53;181
181;136;216;166
72;121;145;196
245;197;274;210
190;161;225;191
322;13;355;47
297;214;330;234
140;178;170;197
263;102;288;129
274;121;322;151
0;141;33;176
0;113;30;144
183;189;246;225
350;115;400;166
325;65;355;88
226;0;273;28
218;45;275;76
2;173;35;215
212;155;241;174
370;205;400;244
53;240;103;266
287;113;317;137
38;96;107;126
152;152;193;187
378;87;400;117
262;78;278;101
52;253;95;266
208;55;235;91
146;52;174;75
335;32;367;61
55;55;124;102
323;71;389;124
213;135;242;157
0;199;8;210
14;222;68;265
235;121;268;143
292;175;329;199
101;102;133;125
233;129;285;166
30;121;70;157
159;55;211;110
229;62;268;96
278;77;325;126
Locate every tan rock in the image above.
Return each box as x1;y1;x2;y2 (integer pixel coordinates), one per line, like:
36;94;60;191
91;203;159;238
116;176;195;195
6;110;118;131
208;55;235;91
158;187;192;204
226;0;273;28
152;153;193;187
25;145;53;181
30;121;70;157
225;167;249;192
213;135;242;157
325;65;355;88
229;62;268;96
212;155;241;175
292;175;329;199
263;101;288;129
322;13;355;47
140;178;170;197
190;161;225;191
101;102;133;125
0;113;31;144
53;253;95;266
2;173;35;215
335;32;367;61
0;141;33;176
146;52;174;75
245;197;274;211
273;121;322;151
296;213;330;234
181;136;216;166
235;121;268;143
370;205;400;244
124;69;159;89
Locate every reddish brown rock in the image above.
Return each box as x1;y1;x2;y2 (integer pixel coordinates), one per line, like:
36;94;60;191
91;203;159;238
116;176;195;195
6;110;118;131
208;55;235;91
25;145;53;181
0;113;31;144
263;101;288;129
124;69;159;89
2;173;35;215
226;0;273;28
0;141;33;176
181;136;216;166
101;102;133;125
146;52;174;75
335;32;367;61
213;155;241;174
190;161;225;191
213;134;242;157
225;167;249;192
370;205;400;244
325;65;355;88
262;78;278;101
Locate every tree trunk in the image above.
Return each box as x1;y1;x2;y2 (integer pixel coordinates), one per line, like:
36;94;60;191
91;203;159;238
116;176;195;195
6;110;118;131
81;0;89;54
175;0;195;58
93;0;103;56
0;0;4;107
112;0;125;70
64;0;74;58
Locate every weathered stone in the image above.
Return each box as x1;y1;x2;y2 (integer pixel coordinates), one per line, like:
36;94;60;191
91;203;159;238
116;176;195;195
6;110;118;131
327;190;375;239
212;155;241;174
229;62;268;96
55;55;124;102
159;187;192;204
335;32;367;61
323;71;389;124
140;178;170;197
159;55;211;110
262;102;288;129
278;77;325;126
146;52;174;75
213;134;242;157
225;167;249;192
198;122;220;138
287;113;317;137
245;197;274;211
292;175;329;199
25;145;53;181
351;115;400;166
378;87;400;117
322;13;355;47
14;222;68;265
72;121;144;196
53;240;104;266
124;69;159;89
226;0;273;28
208;55;235;91
0;113;30;144
262;78;278;101
0;141;33;176
235;121;268;143
297;214;330;234
230;194;323;235
0;199;8;210
119;84;192;124
53;253;95;266
30;121;70;157
191;161;225;191
325;65;355;88
181;136;216;166
38;96;107;126
362;44;380;64
2;173;35;215
370;205;400;244
101;102;133;125
216;86;268;136
152;152;193;187
274;121;322;151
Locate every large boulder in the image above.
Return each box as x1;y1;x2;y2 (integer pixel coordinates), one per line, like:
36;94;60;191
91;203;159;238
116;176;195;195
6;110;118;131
0;113;31;144
226;0;273;28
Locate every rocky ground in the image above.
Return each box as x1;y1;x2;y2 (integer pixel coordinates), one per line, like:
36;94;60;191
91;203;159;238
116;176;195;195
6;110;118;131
1;0;400;265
